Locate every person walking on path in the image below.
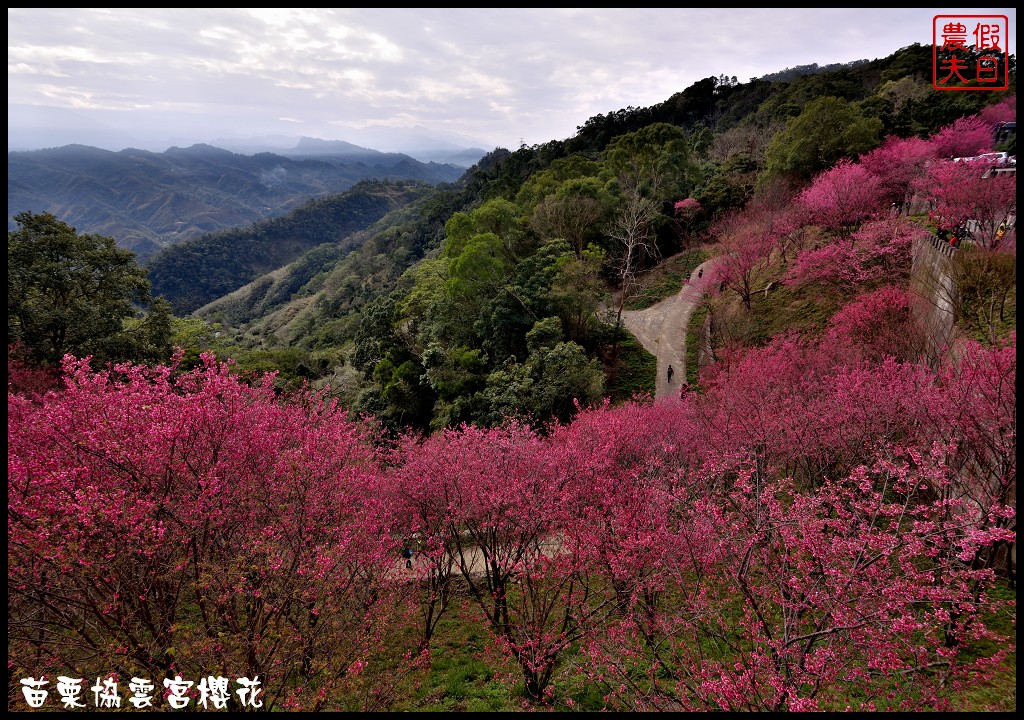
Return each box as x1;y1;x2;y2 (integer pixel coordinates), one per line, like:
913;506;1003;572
402;545;414;569
620;255;722;400
667;364;674;383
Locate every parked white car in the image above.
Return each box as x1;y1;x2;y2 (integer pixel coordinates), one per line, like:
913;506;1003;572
952;152;1013;166
978;151;1012;165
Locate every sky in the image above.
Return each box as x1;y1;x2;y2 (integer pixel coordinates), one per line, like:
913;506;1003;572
7;8;1018;155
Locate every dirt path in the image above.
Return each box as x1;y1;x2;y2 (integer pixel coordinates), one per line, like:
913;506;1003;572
395;537;565;580
621;258;717;399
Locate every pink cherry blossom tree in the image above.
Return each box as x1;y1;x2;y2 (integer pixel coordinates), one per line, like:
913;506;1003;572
673;197;701;220
929;114;996;159
796;159;884;231
581;451;1014;711
8;353;398;711
825;285;928;364
8;336;1016;711
743;189;806;261
391;421;587;702
563;390;1013;710
706;211;780;310
673;197;703;247
690;329;955;488
912;159;1017;249
930;335;1017;584
784;217;926;289
859;135;938;212
550;399;698;645
980;95;1016;126
7;342;61;398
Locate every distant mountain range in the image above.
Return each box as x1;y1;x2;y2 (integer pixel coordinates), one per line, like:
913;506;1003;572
211;134;490;168
7;103;492;165
8;140;483;259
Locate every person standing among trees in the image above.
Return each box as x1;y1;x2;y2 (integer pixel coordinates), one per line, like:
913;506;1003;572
667;365;674;383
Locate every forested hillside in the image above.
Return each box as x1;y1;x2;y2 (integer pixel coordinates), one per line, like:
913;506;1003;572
146;179;440;315
7;142;467;259
171;43;1016;436
8;42;1016;712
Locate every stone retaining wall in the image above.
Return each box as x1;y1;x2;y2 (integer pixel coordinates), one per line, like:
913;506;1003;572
910;233;958;367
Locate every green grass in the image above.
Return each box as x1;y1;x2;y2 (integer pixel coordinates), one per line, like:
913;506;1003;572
685;304;708;387
604;330;657;402
733;268;847;347
960;284;1016;346
387;575;1016;713
390;605;521;712
950;582;1018;712
15;561;1013;712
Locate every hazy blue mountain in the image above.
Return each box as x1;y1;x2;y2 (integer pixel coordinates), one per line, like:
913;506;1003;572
8;142;468;260
214;134;488;168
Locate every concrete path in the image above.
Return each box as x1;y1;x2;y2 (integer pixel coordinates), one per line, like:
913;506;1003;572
621;258;717;399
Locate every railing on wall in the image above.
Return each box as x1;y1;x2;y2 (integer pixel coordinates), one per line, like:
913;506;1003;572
922;231;960;258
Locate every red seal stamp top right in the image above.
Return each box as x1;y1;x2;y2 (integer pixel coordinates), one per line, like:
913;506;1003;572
933;14;1010;91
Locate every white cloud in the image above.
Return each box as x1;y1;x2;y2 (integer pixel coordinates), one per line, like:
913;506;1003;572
7;8;1017;153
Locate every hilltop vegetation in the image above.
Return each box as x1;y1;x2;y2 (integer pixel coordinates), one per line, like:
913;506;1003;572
173;44;1015;437
8;44;1016;711
10;44;1015;435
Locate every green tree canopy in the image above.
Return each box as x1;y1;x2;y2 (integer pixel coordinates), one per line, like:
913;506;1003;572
481;316;605;427
761;96;883;183
529;177;616;257
605;122;693;200
8;211;172;367
513;155;612;213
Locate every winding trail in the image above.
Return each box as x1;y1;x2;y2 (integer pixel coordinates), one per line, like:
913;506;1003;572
621;257;718;399
394;258;722;578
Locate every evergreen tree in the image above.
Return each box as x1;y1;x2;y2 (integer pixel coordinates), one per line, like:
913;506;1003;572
8;211;172;367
